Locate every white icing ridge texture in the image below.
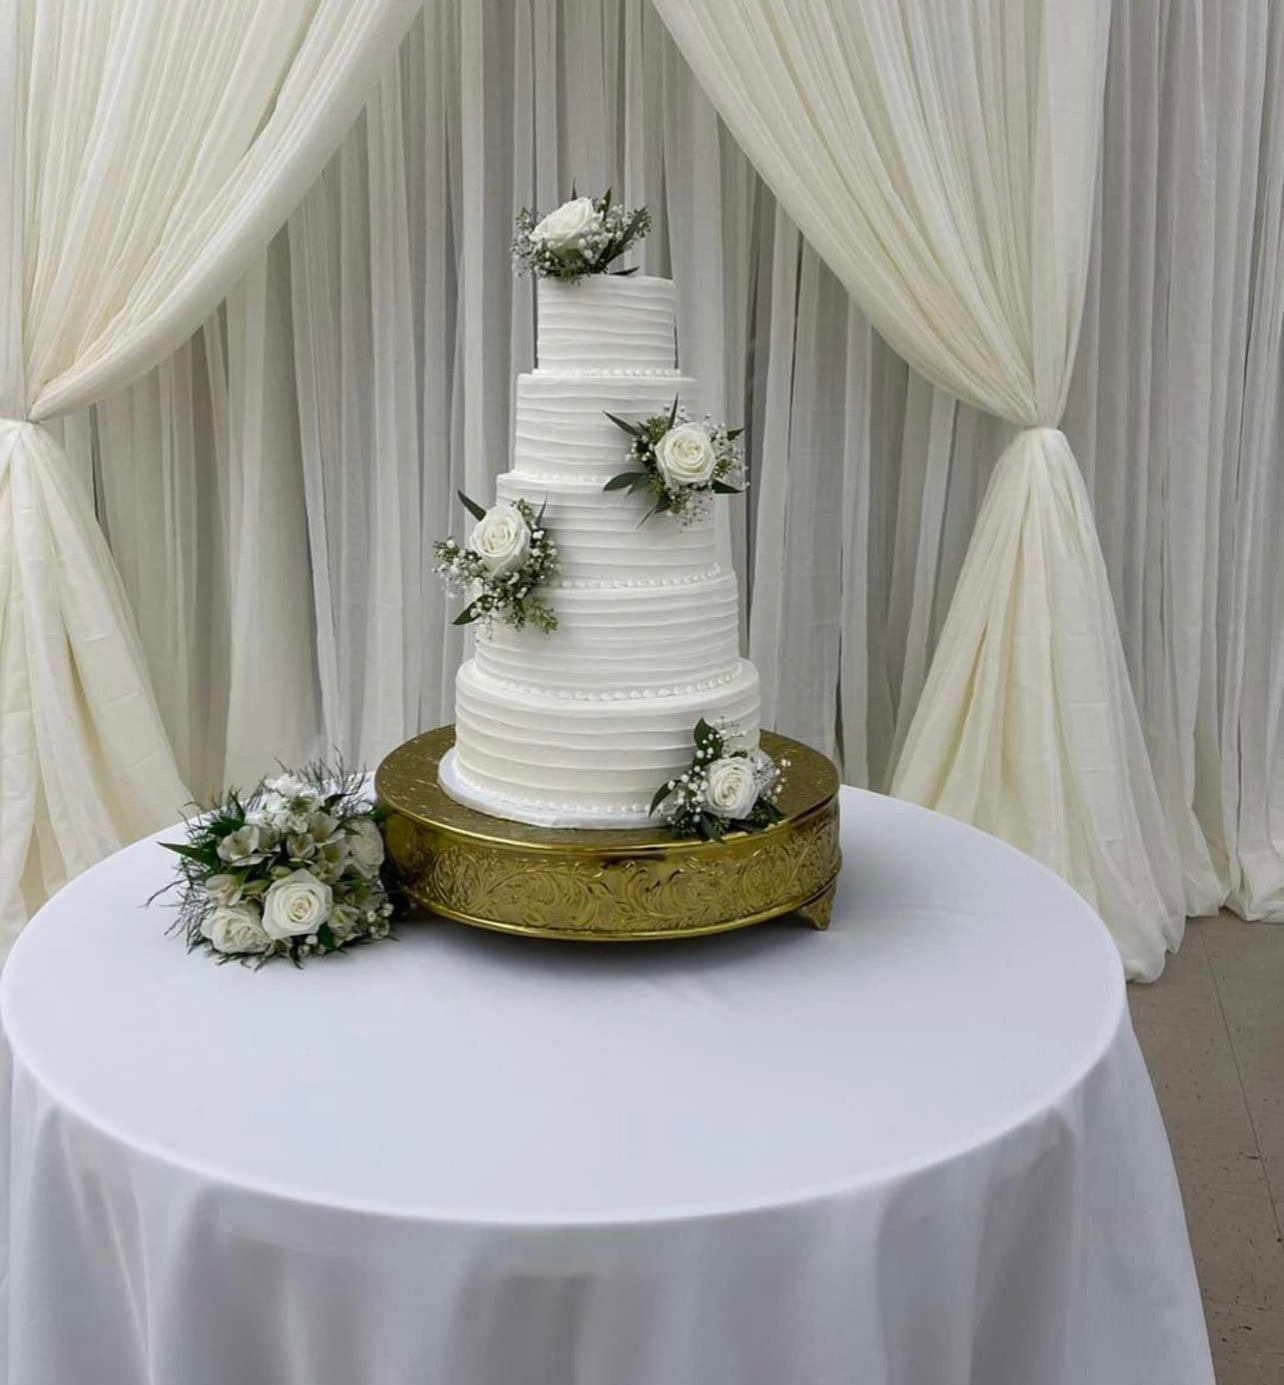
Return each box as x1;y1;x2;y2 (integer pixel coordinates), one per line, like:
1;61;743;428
536;274;678;371
448;273;762;825
514;372;698;481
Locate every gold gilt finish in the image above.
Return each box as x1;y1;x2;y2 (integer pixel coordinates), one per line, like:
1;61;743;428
376;726;841;941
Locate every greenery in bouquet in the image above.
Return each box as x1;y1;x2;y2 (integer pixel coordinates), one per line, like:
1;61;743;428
434;492;559;634
512;187;651;282
603;396;745;524
154;765;394;966
650;719;788;841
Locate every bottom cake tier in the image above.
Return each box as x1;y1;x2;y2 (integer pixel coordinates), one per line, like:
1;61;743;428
444;657;762;827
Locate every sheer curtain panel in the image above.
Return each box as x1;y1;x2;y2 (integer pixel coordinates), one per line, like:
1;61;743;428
0;0;420;936
650;0;1186;978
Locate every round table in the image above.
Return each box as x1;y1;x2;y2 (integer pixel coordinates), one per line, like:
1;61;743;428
0;788;1212;1385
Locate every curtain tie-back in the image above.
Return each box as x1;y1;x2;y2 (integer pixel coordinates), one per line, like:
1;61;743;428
1016;424;1068;444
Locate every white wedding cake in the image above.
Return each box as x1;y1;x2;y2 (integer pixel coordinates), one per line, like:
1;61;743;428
440;273;761;827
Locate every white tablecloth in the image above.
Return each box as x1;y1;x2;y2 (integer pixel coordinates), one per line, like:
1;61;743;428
0;788;1212;1385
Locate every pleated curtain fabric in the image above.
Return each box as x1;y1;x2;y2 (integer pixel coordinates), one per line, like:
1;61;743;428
649;0;1186;977
0;0;420;937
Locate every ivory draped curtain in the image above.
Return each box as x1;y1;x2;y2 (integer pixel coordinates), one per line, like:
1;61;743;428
26;0;1284;976
0;0;420;936
648;0;1185;978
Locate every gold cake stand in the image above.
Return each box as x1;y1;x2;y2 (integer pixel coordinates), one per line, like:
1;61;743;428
376;726;841;941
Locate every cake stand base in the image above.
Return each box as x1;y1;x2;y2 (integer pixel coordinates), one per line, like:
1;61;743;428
375;726;842;942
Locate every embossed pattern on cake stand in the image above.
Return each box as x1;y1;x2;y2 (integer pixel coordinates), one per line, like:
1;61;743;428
376;727;841;941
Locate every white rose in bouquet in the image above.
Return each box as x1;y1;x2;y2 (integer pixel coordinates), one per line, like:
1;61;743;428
217;825;266;866
201;903;271;954
346;818;386;877
655;423;717;488
468;504;531;577
529;196;601;254
262;869;333;940
703;757;759;820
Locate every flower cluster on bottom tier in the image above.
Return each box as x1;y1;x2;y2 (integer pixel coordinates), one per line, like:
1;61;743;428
449;658;761;826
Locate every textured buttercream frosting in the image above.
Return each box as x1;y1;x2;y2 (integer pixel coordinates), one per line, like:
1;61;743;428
447;273;761;826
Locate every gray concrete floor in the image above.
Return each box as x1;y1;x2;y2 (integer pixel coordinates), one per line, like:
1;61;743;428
1129;913;1284;1384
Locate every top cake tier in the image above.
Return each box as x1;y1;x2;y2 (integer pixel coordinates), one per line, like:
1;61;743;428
537;275;676;373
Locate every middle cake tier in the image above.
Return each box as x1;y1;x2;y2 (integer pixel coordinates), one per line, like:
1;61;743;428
474;564;742;695
495;471;716;582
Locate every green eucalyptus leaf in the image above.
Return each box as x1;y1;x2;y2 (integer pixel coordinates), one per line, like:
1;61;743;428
604;410;643;437
457;490;487;522
453;601;481;626
698;812;726;841
649;781;675;815
603;472;648;491
161;841;220;867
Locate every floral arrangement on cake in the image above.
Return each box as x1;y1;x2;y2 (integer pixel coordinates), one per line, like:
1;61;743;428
153;766;394;966
603;397;745;524
512;187;651;282
434;492;559;633
650;719;788;840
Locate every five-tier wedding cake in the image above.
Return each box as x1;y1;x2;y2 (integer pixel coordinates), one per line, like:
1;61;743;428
438;270;762;828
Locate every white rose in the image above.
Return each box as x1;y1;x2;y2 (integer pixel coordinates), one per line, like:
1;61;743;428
530;196;601;254
468;504;531;577
703;757;760;820
217;824;266;866
201;902;271;954
346;819;385;877
262;869;333;940
655;423;717;488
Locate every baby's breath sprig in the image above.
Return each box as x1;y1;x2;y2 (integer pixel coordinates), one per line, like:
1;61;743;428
651;718;788;841
512;187;652;283
604;397;745;525
433;493;560;635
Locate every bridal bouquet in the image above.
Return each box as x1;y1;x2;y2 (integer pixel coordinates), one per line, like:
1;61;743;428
512;187;651;282
434;491;560;633
604;397;745;524
651;719;788;840
155;766;394;966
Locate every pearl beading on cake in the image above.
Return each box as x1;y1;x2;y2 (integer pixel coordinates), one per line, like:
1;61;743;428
516;471;614;485
548;566;721;590
487;668;741;700
451;758;650;816
533;367;682;378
